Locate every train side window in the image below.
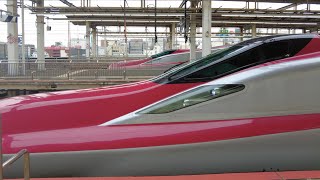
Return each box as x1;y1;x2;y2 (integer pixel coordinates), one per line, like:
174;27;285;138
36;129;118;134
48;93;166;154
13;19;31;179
183;47;263;81
181;41;293;82
168;45;244;81
259;41;290;61
290;38;313;55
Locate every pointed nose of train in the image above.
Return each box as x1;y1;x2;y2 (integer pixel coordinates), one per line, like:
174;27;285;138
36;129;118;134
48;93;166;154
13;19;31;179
0;81;202;136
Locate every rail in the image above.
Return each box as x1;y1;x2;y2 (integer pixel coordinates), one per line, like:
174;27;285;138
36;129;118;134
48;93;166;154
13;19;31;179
0;114;30;180
0;62;166;81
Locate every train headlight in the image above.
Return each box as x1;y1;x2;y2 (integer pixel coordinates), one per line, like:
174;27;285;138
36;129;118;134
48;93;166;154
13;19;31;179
138;84;245;114
211;87;221;96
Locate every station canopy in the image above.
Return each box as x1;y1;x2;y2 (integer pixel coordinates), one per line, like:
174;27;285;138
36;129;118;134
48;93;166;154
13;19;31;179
27;0;320;29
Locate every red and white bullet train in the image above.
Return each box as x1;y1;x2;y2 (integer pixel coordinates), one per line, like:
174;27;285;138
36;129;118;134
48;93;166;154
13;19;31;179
110;47;226;71
1;34;320;178
124;46;227;70
109;49;189;68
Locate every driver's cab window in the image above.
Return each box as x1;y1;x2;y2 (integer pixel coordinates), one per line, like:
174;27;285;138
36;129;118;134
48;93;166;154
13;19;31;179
144;57;162;64
259;40;290;61
184;46;263;80
151;50;175;59
183;40;290;81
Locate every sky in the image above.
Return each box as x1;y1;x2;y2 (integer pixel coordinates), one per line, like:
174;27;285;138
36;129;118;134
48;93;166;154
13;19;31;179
0;0;319;47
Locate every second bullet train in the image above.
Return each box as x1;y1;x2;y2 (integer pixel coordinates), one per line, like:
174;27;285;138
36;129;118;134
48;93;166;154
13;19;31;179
1;34;320;178
109;49;189;68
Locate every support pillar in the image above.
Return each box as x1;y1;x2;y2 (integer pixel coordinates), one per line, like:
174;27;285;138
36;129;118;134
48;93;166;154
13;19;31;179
92;27;97;58
96;29;99;58
239;27;244;42
86;21;91;58
104;26;108;57
36;0;45;70
293;4;297;34
68;21;71;59
170;23;176;49
252;24;257;38
141;0;145;8
7;0;19;75
202;0;211;57
21;0;26;74
303;28;307;33
168;26;172;49
189;1;197;62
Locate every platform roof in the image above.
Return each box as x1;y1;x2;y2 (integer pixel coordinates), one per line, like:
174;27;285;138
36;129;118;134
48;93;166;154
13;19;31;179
220;0;320;3
28;0;320;29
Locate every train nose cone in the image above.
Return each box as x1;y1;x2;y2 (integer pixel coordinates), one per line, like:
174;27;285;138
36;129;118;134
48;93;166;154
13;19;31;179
0;96;28;114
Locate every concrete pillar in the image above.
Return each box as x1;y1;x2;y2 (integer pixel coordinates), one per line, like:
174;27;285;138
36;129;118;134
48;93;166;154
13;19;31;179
21;0;25;61
292;29;296;34
252;24;257;38
36;0;45;70
96;29;99;58
293;5;297;34
303;28;307;33
86;21;91;58
104;26;108;57
141;0;145;8
92;27;97;58
171;23;176;49
239;27;244;42
7;0;19;75
168;26;172;49
189;2;197;62
68;21;71;59
202;0;211;57
21;0;26;74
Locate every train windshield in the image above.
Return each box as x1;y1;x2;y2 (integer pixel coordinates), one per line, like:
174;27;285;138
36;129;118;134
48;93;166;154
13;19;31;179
167;45;245;81
150;50;177;59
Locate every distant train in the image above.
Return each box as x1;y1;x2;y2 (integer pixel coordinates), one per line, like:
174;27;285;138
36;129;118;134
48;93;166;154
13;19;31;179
109;49;189;68
1;34;320;178
125;46;227;70
110;46;227;72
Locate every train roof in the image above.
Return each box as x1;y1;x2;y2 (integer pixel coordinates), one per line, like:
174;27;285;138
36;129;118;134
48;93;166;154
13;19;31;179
237;33;319;46
213;52;320;85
